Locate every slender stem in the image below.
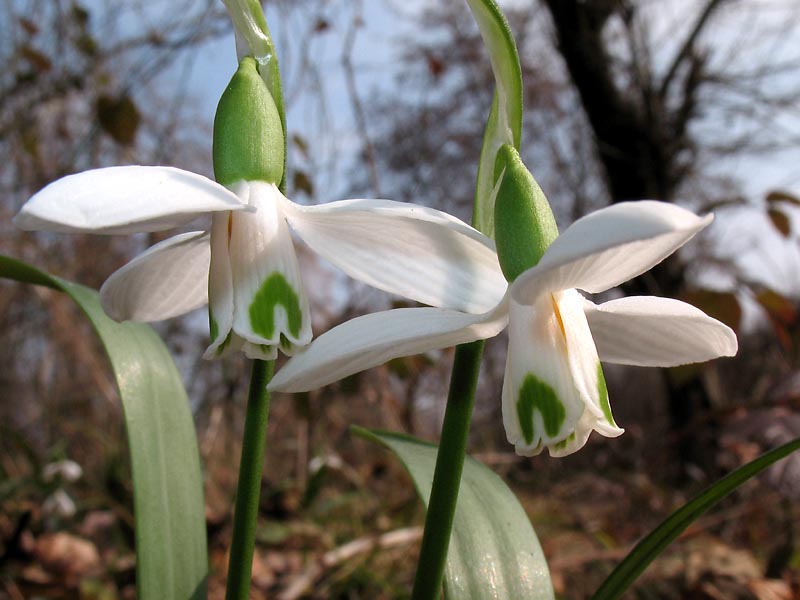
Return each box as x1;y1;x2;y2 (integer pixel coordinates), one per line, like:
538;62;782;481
225;359;275;600
411;340;485;600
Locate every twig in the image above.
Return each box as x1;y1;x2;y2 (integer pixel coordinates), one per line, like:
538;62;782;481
279;527;422;600
658;0;727;99
341;0;382;196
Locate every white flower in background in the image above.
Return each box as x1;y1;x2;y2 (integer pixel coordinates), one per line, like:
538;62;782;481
269;199;738;457
43;489;78;519
42;459;83;483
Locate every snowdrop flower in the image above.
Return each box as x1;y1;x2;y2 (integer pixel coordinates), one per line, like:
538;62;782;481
14;57;498;360
270;147;737;457
42;460;83;484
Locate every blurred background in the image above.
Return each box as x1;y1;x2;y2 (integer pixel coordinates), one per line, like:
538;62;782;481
1;0;800;597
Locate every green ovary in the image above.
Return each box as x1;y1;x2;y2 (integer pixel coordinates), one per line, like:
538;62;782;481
516;374;567;445
249;272;302;340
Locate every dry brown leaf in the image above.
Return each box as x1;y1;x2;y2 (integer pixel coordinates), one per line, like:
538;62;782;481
748;579;794;600
34;532;102;580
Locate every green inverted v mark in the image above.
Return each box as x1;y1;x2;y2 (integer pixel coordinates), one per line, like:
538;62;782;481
249;272;302;339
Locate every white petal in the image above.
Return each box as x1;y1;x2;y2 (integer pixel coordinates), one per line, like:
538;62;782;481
228;182;312;352
205;331;244;361
502;291;621;457
269;304;510;393
584;296;738;367
14;166;246;234
546;410;611;458
511;201;712;304
282;198;507;314
556;290;622;437
204;212;236;359
243;341;278;361
99;231;210;322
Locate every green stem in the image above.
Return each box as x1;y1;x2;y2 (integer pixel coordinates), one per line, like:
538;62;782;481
411;340;485;599
225;359;275;600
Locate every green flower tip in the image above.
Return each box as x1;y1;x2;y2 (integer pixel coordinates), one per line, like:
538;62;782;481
493;144;559;282
213;55;284;187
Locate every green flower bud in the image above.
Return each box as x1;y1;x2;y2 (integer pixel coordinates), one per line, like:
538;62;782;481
213;56;284;186
494;144;559;282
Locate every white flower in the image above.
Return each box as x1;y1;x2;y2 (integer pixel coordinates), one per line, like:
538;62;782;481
14;166;500;360
42;459;83;483
269;201;738;457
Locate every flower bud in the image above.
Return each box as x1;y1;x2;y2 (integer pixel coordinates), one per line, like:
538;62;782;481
493;144;558;281
213;56;284;186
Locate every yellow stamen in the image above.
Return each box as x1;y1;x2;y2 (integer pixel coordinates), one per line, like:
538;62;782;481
551;293;566;340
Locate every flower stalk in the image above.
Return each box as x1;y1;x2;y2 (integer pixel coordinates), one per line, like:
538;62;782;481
225;358;275;600
411;340;485;599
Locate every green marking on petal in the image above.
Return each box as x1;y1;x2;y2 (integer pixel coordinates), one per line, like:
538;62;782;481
279;333;293;351
597;362;616;426
208;310;219;342
516;373;567;445
249;272;302;340
218;331;233;355
553;432;576;451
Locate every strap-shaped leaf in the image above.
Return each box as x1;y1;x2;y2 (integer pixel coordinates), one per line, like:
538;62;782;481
1;256;207;599
466;0;523;236
355;427;554;599
592;436;800;600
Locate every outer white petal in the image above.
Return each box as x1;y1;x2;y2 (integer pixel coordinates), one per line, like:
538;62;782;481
502;291;622;457
511;201;712;305
14;166;247;234
584;296;738;367
100;231;210;322
204;212;236;359
269;304;510;393
281;197;507;314
228;182;312;351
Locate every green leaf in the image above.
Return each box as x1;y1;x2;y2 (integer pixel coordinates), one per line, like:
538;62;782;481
592;436;800;600
1;256;207;599
354;427;554;599
466;0;523;237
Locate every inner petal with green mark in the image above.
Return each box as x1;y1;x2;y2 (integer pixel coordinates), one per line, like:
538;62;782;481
516;373;567;445
597;362;616;426
249;271;303;340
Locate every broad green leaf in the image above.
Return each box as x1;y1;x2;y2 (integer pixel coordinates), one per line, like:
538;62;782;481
466;0;523;236
592;436;800;600
354;427;554;600
1;256;207;599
